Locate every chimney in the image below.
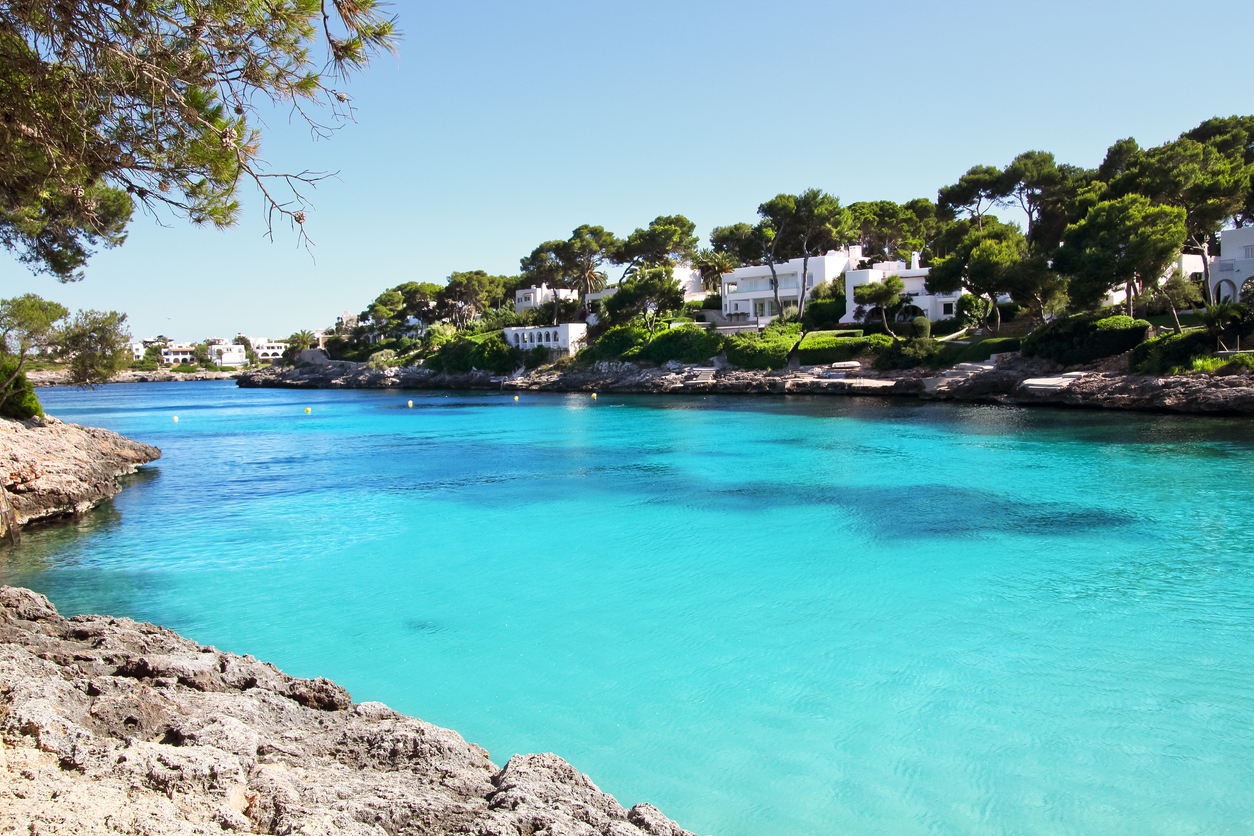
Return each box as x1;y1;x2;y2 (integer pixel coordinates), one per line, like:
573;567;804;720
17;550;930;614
910;252;921;270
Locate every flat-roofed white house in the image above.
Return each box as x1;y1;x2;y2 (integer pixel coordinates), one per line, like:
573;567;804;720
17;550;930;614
128;343;146;362
503;323;587;356
840;253;958;324
245;337;288;363
721;249;862;322
515;284;578;314
160;342;198;365
1210;227;1254;303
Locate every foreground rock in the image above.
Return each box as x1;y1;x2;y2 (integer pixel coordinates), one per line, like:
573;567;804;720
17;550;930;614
0;587;698;836
0;417;161;539
238;357;1254;415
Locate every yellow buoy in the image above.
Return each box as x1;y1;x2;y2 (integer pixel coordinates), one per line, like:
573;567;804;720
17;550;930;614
305;407;311;413
407;400;413;408
592;393;597;399
513;395;519;401
172;416;178;422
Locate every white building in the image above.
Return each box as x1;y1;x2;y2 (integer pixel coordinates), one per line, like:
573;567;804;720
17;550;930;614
515;284;578;314
245;338;288;363
840;253;957;324
204;338;247;367
1210;227;1254;302
722;248;864;323
160;342;198;365
503;323;587;356
128;343;146;362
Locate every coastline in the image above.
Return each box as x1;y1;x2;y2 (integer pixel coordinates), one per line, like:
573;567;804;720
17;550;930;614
26;368;242;387
0;416;161;540
0;586;698;836
235;356;1254;416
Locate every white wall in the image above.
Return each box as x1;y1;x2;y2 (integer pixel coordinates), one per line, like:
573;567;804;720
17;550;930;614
1212;227;1254;302
503;323;588;356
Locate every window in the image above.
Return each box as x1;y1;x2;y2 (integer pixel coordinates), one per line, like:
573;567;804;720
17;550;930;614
1244;245;1254;259
943;303;954;316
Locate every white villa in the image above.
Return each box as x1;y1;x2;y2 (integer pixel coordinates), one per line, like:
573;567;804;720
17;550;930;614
159;342;198;365
1210;227;1254;303
840;253;958;324
245;337;288;363
503;323;587;356
515;284;578;314
719;246;952;325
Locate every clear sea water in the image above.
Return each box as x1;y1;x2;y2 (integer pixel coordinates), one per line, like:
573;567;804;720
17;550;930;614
5;381;1254;835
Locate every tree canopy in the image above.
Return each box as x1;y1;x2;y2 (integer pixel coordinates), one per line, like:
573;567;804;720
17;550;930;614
1;0;399;280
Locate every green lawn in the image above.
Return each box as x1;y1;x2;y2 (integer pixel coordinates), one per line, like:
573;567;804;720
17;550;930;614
1145;312;1203;329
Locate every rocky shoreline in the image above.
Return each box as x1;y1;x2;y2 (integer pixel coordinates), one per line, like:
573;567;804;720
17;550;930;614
27;369;241;387
0;586;698;835
236;356;1254;416
0;417;161;541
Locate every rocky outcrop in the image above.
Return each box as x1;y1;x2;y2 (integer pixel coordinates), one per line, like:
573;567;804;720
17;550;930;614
0;587;698;836
28;369;241;386
0;417;161;539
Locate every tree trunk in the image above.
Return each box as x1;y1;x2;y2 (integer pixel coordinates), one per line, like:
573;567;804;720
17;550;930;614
1167;299;1183;335
1199;239;1213;304
767;260;782;323
0;351;30;411
989;293;1001;333
880;306;895;338
796;253;811;324
1126;280;1135;317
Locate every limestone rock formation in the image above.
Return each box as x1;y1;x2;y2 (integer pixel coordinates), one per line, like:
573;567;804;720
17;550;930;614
0;587;699;836
0;417;161;539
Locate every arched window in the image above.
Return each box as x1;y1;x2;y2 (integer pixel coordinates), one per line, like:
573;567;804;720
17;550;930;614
528;332;534;343
544;332;551;342
513;333;520;345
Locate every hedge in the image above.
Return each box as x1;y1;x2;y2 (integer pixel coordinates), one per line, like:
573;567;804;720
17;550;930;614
1021;314;1151;366
0;357;42;420
1128;330;1214;375
873;338;941;370
796;333;893;365
800;298;847;330
638;326;725;365
954;337;1022;364
724;323;802;370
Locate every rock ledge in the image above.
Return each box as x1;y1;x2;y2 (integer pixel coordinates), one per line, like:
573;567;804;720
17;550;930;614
0;586;698;836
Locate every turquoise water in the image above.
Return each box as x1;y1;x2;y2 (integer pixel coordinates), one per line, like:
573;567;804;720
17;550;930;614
6;381;1254;835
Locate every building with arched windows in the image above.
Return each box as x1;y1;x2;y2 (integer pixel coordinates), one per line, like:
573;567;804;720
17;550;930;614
502;323;587;356
1210;227;1254;303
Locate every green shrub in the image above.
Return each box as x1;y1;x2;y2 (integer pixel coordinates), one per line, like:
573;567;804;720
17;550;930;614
796;334;892;364
724;324;802;370
701;294;723;310
1021;313;1151;366
955;337;1021;364
997;302;1027;323
523;345;550;369
1128;330;1214;375
638;326;725;365
0;358;42;420
586;325;648;362
367;349;397;370
801;298;847;330
873;337;942;370
931;318;965;336
426;333;524;374
1216;353;1254;375
911;317;931;338
128;360;160;371
171;363;199;373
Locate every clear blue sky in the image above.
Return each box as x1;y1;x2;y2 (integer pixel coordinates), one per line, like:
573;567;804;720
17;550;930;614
3;0;1251;341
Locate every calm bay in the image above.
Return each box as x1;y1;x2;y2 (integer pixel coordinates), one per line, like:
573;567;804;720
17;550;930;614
5;381;1253;835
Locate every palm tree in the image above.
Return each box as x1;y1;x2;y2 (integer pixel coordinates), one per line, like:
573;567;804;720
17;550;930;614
289;330;316;351
693;248;737;294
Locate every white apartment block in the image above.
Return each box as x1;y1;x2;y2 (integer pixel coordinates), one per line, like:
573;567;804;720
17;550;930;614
840;253;957;324
722;248;864;323
515;284;578;314
503;323;587;356
1210;227;1254;302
